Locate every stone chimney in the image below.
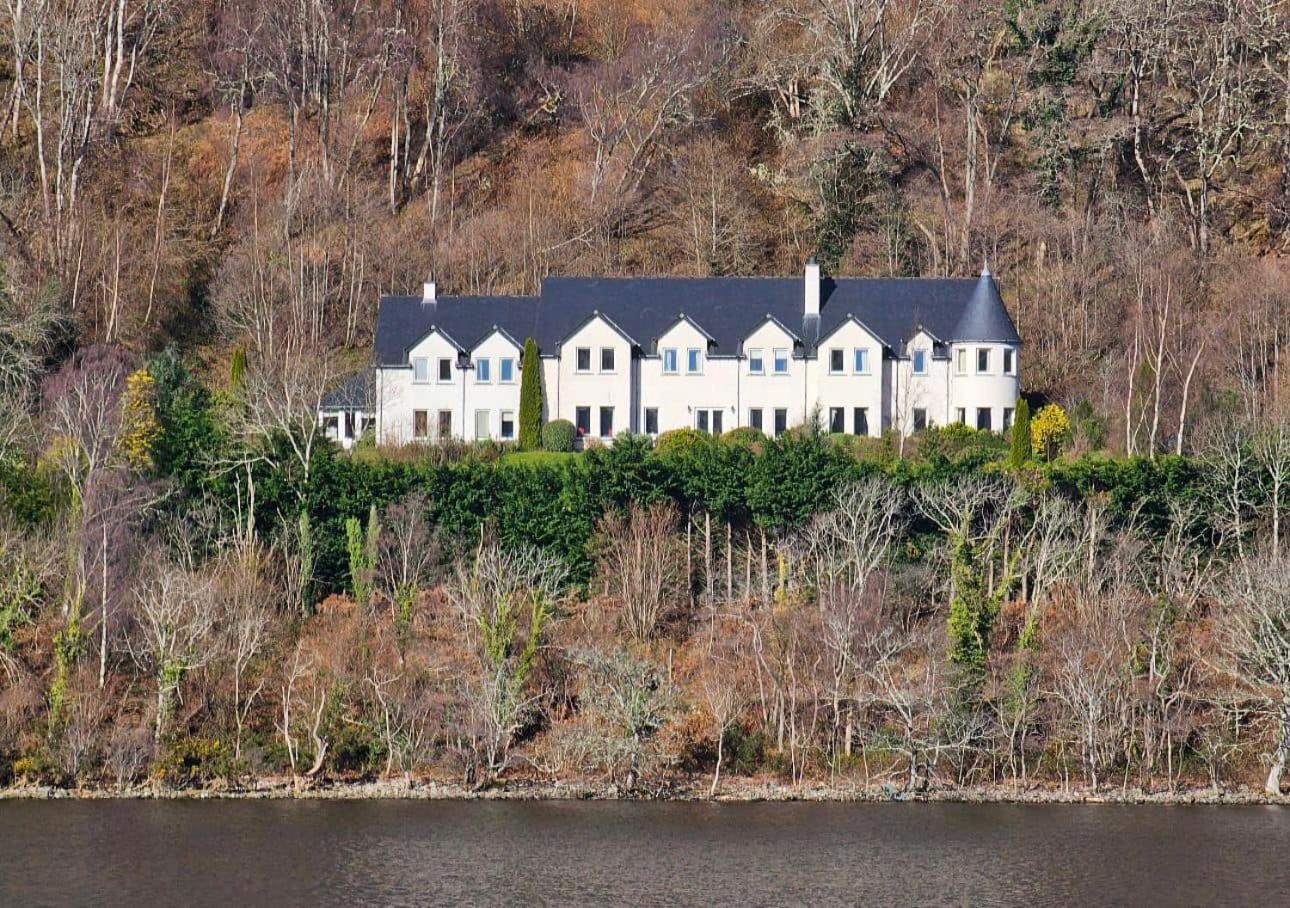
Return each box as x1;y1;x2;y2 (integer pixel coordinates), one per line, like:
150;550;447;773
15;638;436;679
804;259;820;319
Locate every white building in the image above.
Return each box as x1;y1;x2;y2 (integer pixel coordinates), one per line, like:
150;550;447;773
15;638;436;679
322;264;1021;447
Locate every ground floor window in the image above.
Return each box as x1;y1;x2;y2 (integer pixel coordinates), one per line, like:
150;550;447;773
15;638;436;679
828;407;844;434
1003;407;1014;431
644;408;658;435
575;406;591;436
748;408;763;432
913;408;927;432
956;407;966;424
500;410;515;440
695;408;723;435
437;410;452;439
976;407;991;431
413;410;428;439
600;406;615;438
323;415;339;436
474;409;490;440
853;408;869;436
774;408;788;436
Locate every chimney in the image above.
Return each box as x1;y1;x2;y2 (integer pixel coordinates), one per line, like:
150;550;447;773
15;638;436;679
804;259;820;319
422;274;437;308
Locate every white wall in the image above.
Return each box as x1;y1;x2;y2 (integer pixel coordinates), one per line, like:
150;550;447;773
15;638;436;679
378;329;462;444
739;320;807;434
554;316;633;439
808;319;885;436
947;342;1021;431
463;330;522;440
639;320;738;434
890;330;950;433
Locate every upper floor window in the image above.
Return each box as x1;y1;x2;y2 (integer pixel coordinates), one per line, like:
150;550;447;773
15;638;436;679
829;349;844;374
476;358;491;383
686;348;702;374
437;358;453;382
601;347;616;373
499;358;515;383
955;348;968;375
412;357;429;383
576;347;592;373
1003;348;1016;375
912;350;927;375
854;348;870;375
773;348;789;374
976;348;990;374
748;348;764;374
662;348;678;374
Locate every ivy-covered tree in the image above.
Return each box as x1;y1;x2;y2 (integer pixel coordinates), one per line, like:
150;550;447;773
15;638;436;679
518;337;542;450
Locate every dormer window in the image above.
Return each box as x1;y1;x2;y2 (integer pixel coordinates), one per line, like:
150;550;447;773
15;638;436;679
686;348;702;374
912;350;927;375
412;357;429;383
1003;348;1016;375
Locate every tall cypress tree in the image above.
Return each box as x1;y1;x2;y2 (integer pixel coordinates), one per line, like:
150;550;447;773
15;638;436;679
519;337;543;449
1009;397;1031;469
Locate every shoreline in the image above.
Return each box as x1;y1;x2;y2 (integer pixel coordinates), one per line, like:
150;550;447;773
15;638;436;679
4;778;1287;805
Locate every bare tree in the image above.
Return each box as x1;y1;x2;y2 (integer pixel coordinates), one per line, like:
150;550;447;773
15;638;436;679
594;501;686;641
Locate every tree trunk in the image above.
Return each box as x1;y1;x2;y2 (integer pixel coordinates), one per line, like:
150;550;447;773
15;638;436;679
1267;701;1290;796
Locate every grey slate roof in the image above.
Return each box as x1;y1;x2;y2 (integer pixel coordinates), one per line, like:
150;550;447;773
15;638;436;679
373;272;1019;366
320;369;374;410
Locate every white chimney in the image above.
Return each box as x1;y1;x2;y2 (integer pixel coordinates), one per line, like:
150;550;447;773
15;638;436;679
422;274;437;306
804;259;820;319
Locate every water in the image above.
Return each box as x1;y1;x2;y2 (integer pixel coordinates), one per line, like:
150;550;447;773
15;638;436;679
1;800;1286;906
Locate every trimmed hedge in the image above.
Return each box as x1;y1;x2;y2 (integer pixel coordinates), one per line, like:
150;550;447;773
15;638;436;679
541;419;576;453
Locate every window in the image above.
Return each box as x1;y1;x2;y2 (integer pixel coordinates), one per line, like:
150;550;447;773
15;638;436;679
343;412;355;440
576;347;591;373
829;349;844;374
912;350;927;375
474;410;489;440
1003;348;1016;375
601;347;616;373
575;406;591;436
500;358;515;383
748;348;764;374
413;410;429;439
955;348;968;375
662;348;678;374
853;408;869;436
977;348;990;374
956;407;966;424
1003;408;1014;432
500;410;515;440
686;348;702;374
438;358;453;382
913;408;927;432
599;406;614;438
437;410;452;438
828;407;844;433
748;408;763;432
697;409;724;434
774;408;788;436
854;348;870;374
412;357;430;383
773;348;789;374
323;415;339;436
476;358;491;383
976;407;991;431
644;408;658;435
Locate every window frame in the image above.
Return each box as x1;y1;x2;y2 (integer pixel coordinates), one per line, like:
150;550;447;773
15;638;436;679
1003;407;1015;432
600;347;616;373
575;406;591;436
575;347;592;374
912;350;927;376
413;410;429;439
662;348;679;375
829;349;844;375
976;347;991;374
773;408;788;436
747;347;764;375
437;357;454;383
475;358;491;383
644;408;659;436
773;348;789;375
437;410;452;439
599;406;614;438
955;348;968;375
976;407;991;431
956;407;966;424
500;410;515;440
913;408;927;432
412;357;430;384
748;408;763;432
499;358;515;383
828;407;845;433
853;348;870;375
853;407;869;436
1003;348;1016;375
686;347;703;375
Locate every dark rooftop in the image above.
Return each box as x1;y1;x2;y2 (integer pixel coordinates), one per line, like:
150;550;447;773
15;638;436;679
373;272;1020;366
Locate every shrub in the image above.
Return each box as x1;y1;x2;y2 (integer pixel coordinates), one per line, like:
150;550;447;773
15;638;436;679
654;427;709;458
542;419;576;453
1009;398;1032;468
1032;404;1072;460
518;337;543;449
721;427;765;451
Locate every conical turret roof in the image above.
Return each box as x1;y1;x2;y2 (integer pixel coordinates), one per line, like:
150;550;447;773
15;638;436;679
952;265;1021;344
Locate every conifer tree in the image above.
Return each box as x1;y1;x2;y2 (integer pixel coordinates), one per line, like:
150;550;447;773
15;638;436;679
1009;397;1031;469
519;337;543;449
